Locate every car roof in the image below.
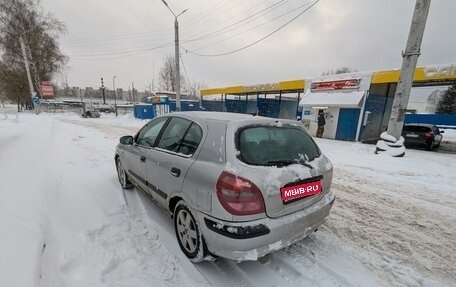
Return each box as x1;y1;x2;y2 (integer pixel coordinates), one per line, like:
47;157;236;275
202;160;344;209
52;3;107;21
404;123;436;128
167;111;275;122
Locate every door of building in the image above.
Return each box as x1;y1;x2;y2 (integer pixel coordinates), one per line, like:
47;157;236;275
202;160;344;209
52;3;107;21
336;108;360;141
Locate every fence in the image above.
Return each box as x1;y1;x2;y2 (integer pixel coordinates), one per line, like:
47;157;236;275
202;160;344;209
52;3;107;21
130;98;301;120
404;114;456;128
168;100;200;112
38;102;82;114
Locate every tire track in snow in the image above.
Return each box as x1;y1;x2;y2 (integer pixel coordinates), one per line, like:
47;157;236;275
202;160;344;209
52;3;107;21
328;167;456;286
128;186;374;287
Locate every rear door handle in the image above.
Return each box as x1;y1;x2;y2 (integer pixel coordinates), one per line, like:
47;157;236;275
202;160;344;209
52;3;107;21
140;155;146;162
170;167;181;177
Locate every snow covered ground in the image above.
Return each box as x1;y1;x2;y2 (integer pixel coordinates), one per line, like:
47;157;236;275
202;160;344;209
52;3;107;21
0;111;455;287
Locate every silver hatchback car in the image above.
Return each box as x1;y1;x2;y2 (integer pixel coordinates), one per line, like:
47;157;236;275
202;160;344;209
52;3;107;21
115;112;335;262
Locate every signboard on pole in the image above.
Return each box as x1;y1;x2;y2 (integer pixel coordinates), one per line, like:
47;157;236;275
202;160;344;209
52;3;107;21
40;81;54;98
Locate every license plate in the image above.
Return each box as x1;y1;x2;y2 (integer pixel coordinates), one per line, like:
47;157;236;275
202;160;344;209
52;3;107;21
406;133;419;138
281;181;322;203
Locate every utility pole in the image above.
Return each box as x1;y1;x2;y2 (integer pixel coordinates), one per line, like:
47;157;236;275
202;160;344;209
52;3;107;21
113;76;118;116
152;63;155;92
101;77;106;104
388;0;431;139
19;36;36;103
376;0;431;157
174;16;181;111
79;87;85;114
132;82;135;103
161;0;188;111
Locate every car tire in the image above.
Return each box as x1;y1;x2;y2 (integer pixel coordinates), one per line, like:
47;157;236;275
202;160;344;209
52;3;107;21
425;141;434;151
116;158;133;189
174;201;207;263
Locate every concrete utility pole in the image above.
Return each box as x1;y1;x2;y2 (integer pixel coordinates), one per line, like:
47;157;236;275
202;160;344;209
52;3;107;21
387;0;431;140
161;0;188;111
174;16;181;111
79;87;85;114
19;36;36;102
113;76;118;116
132;82;135;103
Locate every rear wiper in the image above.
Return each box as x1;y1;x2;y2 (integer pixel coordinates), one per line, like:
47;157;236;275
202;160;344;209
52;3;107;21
265;160;296;167
297;153;314;169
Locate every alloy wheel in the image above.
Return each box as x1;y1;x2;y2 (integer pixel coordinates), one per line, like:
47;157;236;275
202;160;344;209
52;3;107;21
176;209;198;254
117;160;126;186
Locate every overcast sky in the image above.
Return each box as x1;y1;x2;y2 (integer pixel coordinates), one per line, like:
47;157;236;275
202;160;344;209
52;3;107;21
41;0;456;92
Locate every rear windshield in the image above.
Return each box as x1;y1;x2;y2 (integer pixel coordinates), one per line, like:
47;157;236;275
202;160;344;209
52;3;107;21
237;125;321;166
403;125;431;133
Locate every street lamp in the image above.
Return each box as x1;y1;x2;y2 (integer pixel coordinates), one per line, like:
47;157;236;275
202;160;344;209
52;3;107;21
113;76;118;117
161;0;188;112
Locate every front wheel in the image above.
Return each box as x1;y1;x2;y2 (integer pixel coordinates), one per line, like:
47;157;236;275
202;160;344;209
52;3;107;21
174;201;206;262
116;158;133;189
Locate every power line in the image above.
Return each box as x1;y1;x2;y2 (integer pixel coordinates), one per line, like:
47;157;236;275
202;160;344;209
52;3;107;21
70;51;145;61
180;54;190;88
183;0;242;32
182;0;287;44
183;0;319;57
62;28;173;45
65;1;315;61
182;0;231;29
182;0;267;41
188;1;314;52
62;35;174;48
66;41;174;58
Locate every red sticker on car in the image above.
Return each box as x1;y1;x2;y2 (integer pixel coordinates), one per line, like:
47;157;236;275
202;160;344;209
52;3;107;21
280;181;322;202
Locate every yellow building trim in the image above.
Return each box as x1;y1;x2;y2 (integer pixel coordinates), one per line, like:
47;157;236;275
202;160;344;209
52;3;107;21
372;63;456;84
201;63;456;96
278;80;305;91
200;85;244;96
201;80;305;96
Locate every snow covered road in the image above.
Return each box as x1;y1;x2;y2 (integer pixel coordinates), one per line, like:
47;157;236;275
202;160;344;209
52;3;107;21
1;112;455;287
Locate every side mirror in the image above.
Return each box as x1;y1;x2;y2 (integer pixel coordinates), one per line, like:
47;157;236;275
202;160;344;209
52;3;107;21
119;135;134;145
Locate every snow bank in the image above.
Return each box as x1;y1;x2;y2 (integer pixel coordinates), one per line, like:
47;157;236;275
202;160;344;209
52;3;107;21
59;207;188;286
0;113;201;287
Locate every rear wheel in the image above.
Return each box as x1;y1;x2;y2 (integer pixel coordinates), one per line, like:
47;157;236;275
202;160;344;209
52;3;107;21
116;158;133;189
174;201;206;262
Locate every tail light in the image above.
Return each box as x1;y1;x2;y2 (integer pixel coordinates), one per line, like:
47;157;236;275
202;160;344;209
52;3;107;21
216;171;265;216
424;132;433;138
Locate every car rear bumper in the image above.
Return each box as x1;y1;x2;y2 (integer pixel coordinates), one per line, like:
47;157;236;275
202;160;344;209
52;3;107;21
403;137;433;146
196;191;335;261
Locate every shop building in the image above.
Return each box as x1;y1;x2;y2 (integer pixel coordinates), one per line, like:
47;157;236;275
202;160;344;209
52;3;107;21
299;72;372;141
200;62;456;142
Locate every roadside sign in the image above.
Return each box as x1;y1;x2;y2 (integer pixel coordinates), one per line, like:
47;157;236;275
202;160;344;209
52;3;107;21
40;82;54;98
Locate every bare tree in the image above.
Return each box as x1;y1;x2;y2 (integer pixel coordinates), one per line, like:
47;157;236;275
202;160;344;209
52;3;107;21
0;0;67;109
158;55;186;92
184;80;208;100
335;67;356;74
322;67;357;76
